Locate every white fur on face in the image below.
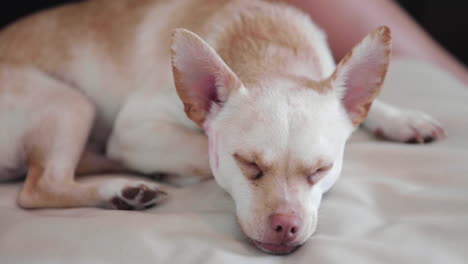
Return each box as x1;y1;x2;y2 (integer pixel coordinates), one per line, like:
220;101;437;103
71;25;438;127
205;77;354;245
172;25;389;247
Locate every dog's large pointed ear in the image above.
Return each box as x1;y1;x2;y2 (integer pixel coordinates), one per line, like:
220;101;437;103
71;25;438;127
330;26;392;126
171;28;242;128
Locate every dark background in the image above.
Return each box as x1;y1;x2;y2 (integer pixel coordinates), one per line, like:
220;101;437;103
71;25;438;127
1;0;467;65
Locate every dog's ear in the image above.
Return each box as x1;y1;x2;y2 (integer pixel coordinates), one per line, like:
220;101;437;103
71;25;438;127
171;28;242;128
330;26;392;126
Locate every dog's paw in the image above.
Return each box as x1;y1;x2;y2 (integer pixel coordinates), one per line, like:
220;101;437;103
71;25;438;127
100;180;168;210
370;109;446;144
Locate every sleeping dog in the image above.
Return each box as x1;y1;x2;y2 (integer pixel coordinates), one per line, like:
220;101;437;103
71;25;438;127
0;0;445;255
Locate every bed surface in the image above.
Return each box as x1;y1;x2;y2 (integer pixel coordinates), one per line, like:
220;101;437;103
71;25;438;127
1;60;467;264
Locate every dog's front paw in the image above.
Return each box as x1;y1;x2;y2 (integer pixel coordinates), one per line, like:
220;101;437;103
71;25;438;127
100;180;168;210
370;109;446;144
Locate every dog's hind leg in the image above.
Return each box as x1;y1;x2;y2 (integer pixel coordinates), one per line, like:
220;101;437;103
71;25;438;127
0;66;167;210
362;100;446;143
106;90;213;187
107;118;213;187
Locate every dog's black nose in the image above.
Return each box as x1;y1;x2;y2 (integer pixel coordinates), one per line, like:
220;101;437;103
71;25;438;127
269;214;302;243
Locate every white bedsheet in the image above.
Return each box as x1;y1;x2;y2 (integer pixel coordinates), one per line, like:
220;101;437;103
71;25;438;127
1;60;467;264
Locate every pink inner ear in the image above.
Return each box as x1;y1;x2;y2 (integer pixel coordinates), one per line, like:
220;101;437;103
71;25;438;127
189;73;221;113
342;66;371;114
341;58;384;122
172;29;241;127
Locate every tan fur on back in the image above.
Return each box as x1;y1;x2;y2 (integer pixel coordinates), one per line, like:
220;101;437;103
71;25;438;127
0;0;333;105
209;1;328;85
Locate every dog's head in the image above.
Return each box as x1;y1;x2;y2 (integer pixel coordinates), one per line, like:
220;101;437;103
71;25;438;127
171;26;391;254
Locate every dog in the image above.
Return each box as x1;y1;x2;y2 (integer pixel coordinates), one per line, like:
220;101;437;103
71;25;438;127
0;0;445;255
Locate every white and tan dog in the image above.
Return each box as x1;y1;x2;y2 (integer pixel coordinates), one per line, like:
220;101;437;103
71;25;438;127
0;0;445;255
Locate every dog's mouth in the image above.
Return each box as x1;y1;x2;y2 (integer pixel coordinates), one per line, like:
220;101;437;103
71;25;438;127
252;240;301;255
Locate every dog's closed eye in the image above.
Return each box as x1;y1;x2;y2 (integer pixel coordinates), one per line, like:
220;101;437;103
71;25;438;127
307;164;333;185
233;153;264;180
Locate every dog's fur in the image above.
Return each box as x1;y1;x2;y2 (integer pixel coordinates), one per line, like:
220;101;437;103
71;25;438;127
0;0;445;255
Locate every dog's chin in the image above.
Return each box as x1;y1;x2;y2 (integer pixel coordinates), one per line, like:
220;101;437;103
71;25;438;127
252;240;301;255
